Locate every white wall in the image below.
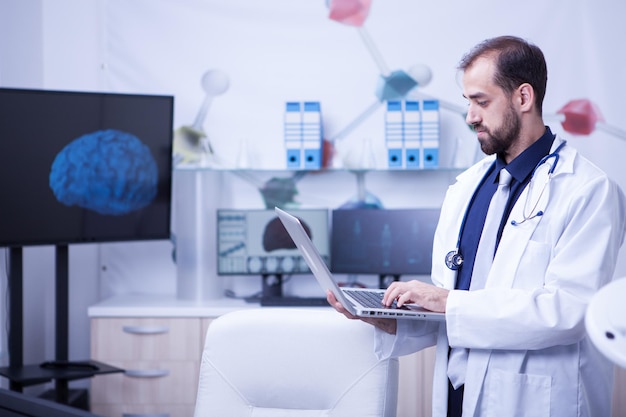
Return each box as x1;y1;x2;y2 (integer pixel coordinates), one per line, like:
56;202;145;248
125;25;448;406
1;0;626;395
0;0;104;393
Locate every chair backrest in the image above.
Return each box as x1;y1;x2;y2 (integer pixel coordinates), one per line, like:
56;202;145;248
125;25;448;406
194;308;399;417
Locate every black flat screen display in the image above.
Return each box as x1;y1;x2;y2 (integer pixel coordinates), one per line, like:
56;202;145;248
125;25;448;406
331;208;440;276
0;88;174;247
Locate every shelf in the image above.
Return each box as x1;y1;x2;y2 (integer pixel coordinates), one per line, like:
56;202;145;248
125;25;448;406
173;166;467;173
0;360;124;387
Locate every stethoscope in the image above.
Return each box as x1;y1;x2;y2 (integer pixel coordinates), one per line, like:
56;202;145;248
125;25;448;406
445;140;566;270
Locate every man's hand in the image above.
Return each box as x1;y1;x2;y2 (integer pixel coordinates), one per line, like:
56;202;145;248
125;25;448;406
382;280;449;313
326;290;397;334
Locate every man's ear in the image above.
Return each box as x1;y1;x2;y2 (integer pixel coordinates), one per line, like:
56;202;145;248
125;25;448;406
518;83;535;112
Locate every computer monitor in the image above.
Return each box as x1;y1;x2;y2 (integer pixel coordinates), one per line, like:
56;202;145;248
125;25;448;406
217;208;330;304
0;87;174;247
330;208;440;281
217;208;330;276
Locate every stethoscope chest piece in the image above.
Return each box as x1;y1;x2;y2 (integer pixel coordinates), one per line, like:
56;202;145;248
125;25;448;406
445;250;464;270
443;139;566;271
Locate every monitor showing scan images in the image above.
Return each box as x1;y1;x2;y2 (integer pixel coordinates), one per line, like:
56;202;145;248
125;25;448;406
216;208;329;276
331;208;440;276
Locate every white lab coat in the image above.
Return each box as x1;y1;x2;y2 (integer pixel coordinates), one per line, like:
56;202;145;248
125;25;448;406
375;136;626;417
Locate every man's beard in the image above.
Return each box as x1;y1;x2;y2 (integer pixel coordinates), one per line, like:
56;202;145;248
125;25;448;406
475;104;521;156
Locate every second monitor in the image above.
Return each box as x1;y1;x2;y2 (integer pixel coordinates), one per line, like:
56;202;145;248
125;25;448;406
331;208;440;281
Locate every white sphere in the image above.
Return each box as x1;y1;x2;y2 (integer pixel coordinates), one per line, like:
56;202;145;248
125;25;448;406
408;64;433;87
201;69;230;96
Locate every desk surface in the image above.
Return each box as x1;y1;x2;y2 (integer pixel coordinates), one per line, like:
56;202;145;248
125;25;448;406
88;294;254;318
88;294;332;318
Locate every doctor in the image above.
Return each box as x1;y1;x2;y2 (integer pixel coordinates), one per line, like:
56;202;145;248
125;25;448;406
328;36;626;417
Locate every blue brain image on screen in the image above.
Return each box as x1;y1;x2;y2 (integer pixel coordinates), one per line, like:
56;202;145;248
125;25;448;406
49;129;158;215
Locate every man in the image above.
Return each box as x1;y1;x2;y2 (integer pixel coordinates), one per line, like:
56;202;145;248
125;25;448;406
328;36;626;417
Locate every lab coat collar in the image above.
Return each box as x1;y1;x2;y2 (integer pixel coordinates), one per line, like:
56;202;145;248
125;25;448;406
487;134;573;289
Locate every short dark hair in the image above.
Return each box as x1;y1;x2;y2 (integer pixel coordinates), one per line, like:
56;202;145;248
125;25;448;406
458;36;547;114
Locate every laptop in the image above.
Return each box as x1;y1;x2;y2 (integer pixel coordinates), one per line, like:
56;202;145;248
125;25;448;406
275;207;445;321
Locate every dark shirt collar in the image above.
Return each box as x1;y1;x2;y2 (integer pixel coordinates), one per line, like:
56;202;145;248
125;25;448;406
493;126;555;184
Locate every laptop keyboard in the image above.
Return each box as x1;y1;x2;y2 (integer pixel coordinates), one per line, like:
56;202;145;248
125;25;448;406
343;289;399;309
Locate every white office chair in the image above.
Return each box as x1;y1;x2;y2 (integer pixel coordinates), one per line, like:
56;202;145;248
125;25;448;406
194;308;399;417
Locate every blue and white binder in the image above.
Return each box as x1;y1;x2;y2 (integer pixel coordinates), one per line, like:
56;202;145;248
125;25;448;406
385;101;404;168
384;99;440;169
284;101;323;170
421;100;440;169
404;101;421;168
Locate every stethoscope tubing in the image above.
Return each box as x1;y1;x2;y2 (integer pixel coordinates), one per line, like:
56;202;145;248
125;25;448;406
445;140;566;271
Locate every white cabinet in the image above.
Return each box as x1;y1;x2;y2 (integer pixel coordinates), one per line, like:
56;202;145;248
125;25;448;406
90;316;209;417
397;347;435;417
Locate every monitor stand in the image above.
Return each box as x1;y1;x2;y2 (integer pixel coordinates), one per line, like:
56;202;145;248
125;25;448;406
262;273;284;298
379;274;401;289
0;245;123;408
259;274;328;307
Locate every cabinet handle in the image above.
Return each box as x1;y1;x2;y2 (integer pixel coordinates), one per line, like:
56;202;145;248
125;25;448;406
124;369;170;378
122;325;169;335
122;414;169;417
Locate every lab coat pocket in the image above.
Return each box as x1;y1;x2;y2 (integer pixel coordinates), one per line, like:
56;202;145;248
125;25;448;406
512;240;551;289
485;368;551;417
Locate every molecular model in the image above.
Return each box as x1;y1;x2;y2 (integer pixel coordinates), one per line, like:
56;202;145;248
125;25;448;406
174;0;626;209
